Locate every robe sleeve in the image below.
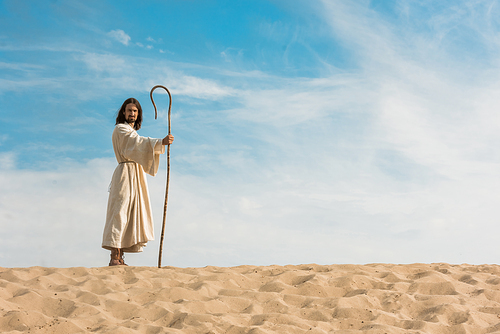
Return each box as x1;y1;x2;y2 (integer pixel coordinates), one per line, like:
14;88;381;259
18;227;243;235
115;124;165;176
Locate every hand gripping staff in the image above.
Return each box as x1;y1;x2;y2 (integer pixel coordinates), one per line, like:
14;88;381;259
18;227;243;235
150;85;172;268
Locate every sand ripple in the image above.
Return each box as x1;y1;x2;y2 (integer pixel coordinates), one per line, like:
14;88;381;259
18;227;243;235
1;263;500;333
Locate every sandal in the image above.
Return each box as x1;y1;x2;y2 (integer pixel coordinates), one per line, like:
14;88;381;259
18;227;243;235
109;248;122;266
119;249;128;266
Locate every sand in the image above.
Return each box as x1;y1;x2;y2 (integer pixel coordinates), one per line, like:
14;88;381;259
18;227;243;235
1;263;500;333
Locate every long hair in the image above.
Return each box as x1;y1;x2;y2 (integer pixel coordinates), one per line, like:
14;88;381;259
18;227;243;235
115;98;143;130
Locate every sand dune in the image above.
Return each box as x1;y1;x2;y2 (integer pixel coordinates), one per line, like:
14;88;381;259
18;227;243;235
1;263;500;333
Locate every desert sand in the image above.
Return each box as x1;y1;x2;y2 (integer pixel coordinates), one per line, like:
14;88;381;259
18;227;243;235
1;263;500;333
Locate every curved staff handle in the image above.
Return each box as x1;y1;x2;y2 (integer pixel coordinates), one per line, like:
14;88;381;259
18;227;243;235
150;85;172;268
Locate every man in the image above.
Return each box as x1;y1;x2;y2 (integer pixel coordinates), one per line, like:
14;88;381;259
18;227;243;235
102;97;174;266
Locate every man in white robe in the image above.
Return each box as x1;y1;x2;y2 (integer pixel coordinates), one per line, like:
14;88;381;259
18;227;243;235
102;98;174;266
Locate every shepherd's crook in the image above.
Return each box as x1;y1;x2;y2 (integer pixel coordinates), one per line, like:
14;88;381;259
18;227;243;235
150;85;172;268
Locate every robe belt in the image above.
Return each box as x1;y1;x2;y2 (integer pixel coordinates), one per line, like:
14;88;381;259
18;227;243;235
119;161;135;164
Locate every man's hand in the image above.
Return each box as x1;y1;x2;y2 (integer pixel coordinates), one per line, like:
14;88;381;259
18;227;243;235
162;134;174;145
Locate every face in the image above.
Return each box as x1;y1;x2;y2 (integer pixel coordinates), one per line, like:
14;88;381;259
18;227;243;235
123;103;139;124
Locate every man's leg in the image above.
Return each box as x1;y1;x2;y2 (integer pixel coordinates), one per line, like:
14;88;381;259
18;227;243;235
119;249;128;266
109;248;122;266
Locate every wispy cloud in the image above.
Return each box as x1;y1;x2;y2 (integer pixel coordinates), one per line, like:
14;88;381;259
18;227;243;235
220;48;244;62
107;29;131;45
75;52;237;100
78;52;128;73
0;61;45;71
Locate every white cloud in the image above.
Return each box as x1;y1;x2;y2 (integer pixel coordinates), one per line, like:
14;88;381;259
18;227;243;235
220;48;244;62
0;157;115;267
227;74;369;126
78;53;128;73
77;52;237;100
0;151;15;169
0;61;45;71
166;74;236;100
107;29;131;46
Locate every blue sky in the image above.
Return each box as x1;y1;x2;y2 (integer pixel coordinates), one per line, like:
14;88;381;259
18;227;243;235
1;0;500;268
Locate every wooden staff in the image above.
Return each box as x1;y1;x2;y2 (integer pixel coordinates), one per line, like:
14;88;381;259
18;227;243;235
150;85;172;268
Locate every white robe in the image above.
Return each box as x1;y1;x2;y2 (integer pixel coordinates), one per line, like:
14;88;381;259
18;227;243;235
102;123;165;253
